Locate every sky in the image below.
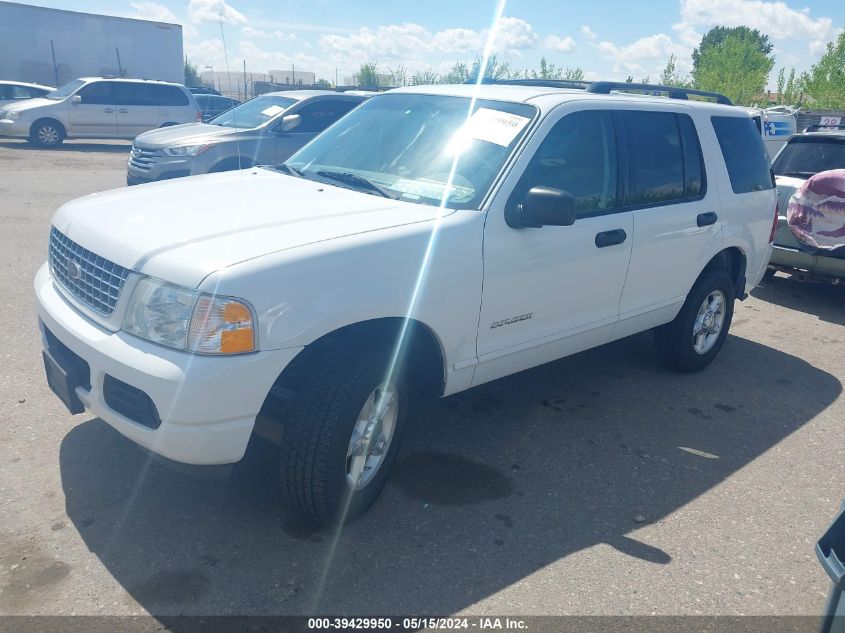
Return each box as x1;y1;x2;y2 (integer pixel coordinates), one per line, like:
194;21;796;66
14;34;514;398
24;0;845;85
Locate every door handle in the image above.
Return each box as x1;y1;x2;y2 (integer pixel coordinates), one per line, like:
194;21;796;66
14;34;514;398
103;108;114;113
697;212;718;227
118;108;128;113
595;229;627;248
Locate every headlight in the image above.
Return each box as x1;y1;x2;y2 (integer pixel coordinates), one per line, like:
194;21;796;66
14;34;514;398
122;277;255;354
2;110;20;121
163;142;216;157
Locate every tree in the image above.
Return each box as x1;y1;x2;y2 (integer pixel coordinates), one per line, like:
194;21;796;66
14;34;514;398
388;65;407;87
412;68;440;85
801;31;845;109
357;62;380;88
625;75;634;83
523;57;584;81
314;78;332;89
693;31;774;105
659;54;689;87
184;57;201;87
440;61;470;84
776;67;786;102
468;54;513;81
692;26;772;76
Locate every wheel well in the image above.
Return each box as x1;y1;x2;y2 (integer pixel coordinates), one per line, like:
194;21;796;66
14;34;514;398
211;156;254;172
701;247;747;299
255;318;446;438
30;118;66;138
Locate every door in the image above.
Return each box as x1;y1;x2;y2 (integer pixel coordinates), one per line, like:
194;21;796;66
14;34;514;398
271;99;360;162
67;81;117;137
615;110;723;336
474;108;633;385
114;83;166;137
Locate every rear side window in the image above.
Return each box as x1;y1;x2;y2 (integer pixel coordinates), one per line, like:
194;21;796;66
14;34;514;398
623;111;684;205
712;116;774;193
114;83;189;107
678;114;705;198
154;85;189;106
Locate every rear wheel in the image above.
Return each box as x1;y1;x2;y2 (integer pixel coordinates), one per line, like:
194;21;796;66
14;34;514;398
279;342;407;525
29;119;64;147
655;270;735;372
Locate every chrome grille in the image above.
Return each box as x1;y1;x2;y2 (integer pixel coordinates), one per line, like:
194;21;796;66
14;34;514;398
49;228;131;316
128;145;160;171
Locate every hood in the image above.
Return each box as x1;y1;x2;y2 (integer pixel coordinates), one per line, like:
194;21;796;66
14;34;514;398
134;122;242;148
2;97;54;112
51;169;450;288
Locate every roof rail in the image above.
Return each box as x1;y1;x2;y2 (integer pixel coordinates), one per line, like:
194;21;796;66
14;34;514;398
803;124;845;132
465;78;593;90
586;81;733;105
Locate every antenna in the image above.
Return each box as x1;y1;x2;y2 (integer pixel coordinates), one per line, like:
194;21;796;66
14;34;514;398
219;15;244;171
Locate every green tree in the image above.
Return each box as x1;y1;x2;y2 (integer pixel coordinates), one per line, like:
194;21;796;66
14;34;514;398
412;68;440;85
314;78;332;89
692;26;773;76
357;62;380;88
693;31;774;105
776;67;786;102
801;32;845;108
523;57;584;81
440;61;470;84
184;57;201;87
388;65;407;87
659;54;690;87
625;75;634;83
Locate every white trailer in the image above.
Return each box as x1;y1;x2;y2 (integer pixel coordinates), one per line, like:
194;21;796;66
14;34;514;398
0;1;183;86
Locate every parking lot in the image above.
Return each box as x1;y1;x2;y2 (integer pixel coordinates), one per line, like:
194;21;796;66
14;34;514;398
0;138;843;618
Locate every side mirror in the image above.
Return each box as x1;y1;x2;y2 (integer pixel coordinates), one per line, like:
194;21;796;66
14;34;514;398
506;186;576;228
278;114;301;133
70;95;82;105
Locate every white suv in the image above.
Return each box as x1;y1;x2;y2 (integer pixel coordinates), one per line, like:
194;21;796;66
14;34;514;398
0;77;200;147
35;81;777;524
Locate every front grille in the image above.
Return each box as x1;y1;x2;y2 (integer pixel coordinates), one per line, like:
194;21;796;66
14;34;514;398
129;145;160;171
49;227;131;317
103;375;162;429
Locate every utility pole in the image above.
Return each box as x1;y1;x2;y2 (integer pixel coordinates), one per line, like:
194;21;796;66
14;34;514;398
115;47;123;77
292;64;295;86
243;59;247;99
50;40;59;86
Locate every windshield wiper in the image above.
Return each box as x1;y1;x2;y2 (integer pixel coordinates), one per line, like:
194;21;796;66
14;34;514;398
314;170;400;199
780;170;817;178
270;163;303;177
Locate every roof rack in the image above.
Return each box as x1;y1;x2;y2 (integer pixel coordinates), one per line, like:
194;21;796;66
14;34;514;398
586;81;732;105
466;78;593;90
803;124;845;133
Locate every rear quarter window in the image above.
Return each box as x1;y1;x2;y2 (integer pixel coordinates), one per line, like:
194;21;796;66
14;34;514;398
711;115;774;193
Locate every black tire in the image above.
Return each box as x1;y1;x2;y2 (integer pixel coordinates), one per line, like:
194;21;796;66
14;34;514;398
655;270;735;373
279;341;407;525
29;119;65;147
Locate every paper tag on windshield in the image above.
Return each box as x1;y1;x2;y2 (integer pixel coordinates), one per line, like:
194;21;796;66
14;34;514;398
465;108;530;146
261;105;285;117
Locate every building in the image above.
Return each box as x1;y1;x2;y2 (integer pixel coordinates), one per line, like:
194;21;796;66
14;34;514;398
200;69;317;99
0;1;183;86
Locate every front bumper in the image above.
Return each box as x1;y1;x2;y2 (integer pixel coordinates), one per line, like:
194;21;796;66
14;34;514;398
126;148;210;185
35;263;302;464
0;118;29;138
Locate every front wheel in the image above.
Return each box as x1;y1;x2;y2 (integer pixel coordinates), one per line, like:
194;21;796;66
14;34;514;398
29;120;64;147
655;270;735;372
279;343;407;525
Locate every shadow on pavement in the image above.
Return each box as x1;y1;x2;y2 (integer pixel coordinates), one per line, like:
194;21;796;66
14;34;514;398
57;331;840;618
0;140;130;153
753;274;844;326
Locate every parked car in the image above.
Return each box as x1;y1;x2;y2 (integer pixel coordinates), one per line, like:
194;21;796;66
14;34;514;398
126;90;366;185
741;105;798;161
36;81;777;524
195;94;240;121
769;128;845;283
188;86;222;96
0;77;201;147
0;80;54;105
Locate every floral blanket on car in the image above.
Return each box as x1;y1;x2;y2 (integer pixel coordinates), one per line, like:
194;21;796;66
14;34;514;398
787;169;845;256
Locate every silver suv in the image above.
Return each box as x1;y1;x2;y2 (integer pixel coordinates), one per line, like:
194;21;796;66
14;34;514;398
0;77;200;147
126;90;367;185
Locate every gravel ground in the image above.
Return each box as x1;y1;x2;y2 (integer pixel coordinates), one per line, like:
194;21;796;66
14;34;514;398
0;138;843;620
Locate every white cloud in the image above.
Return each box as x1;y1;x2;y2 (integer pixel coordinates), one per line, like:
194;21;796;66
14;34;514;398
241;26;270;38
597;33;690;75
544;35;577;53
131;2;197;38
677;0;836;52
187;0;247;26
580;25;598;41
488;16;538;52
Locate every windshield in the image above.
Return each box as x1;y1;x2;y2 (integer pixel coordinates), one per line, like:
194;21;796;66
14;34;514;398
773;136;845;177
282;93;537;210
45;79;85;100
209;95;297;128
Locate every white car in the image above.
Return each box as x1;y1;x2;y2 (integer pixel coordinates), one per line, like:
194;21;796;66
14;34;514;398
0;77;201;147
35;81;777;524
0;80;54;105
